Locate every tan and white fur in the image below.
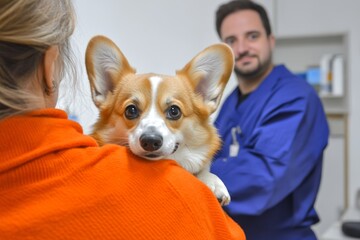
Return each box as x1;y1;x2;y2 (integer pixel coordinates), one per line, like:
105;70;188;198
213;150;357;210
85;36;234;205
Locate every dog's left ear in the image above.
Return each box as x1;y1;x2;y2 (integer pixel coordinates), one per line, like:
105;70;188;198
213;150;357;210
177;44;234;113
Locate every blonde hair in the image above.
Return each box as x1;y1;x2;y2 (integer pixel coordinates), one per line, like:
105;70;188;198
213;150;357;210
0;0;76;119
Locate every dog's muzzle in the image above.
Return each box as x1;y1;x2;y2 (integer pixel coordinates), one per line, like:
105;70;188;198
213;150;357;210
140;132;180;159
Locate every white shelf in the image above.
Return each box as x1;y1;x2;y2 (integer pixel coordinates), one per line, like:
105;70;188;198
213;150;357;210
274;33;348;114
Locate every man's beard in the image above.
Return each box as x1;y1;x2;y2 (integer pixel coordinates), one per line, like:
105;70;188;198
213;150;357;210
234;54;272;80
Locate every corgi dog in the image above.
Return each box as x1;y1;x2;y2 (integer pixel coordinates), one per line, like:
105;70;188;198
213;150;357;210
85;35;233;205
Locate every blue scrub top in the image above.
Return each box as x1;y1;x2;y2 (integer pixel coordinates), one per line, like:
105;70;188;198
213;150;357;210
211;65;329;240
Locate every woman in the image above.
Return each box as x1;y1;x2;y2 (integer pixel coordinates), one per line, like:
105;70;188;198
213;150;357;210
0;1;245;239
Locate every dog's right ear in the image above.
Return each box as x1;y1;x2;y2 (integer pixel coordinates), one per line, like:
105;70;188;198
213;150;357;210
85;35;135;108
177;43;234;113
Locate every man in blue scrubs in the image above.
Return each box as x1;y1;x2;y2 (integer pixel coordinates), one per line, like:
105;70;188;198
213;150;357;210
211;1;329;239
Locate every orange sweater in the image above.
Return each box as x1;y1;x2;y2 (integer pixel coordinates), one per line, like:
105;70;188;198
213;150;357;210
0;109;245;240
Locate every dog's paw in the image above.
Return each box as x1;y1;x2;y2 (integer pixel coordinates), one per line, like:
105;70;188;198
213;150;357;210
213;179;231;206
196;171;231;206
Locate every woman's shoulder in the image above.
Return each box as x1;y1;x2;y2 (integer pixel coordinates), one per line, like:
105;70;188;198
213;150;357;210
68;144;213;196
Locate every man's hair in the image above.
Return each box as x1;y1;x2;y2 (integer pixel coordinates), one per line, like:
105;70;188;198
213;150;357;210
215;0;272;38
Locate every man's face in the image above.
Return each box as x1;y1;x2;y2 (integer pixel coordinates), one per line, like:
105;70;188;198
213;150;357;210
220;10;274;80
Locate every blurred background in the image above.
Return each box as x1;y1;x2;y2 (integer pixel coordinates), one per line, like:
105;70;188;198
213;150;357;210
59;1;360;238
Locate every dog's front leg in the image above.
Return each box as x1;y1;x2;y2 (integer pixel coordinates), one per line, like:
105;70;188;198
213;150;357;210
196;163;231;206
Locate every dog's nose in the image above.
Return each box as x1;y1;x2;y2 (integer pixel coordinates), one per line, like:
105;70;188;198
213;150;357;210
140;134;163;152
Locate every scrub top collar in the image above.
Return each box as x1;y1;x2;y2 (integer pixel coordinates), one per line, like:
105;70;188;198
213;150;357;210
235;64;293;108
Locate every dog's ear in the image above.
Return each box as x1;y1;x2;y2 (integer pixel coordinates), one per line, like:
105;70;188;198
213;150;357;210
177;44;234;113
85;35;135;108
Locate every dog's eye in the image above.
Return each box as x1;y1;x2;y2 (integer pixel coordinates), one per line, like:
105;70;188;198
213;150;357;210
166;105;181;120
125;105;139;119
